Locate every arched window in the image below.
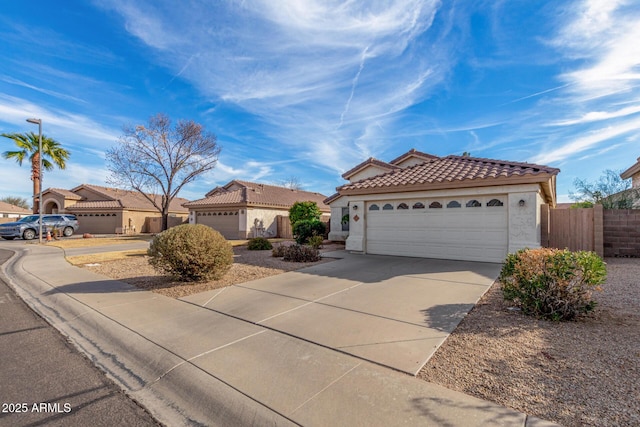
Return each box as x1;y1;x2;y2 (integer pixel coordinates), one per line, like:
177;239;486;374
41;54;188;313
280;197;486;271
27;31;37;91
397;203;409;210
382;203;394;210
412;202;425;209
466;199;481;208
447;201;461;208
487;199;504;207
369;204;380;211
429;201;442;209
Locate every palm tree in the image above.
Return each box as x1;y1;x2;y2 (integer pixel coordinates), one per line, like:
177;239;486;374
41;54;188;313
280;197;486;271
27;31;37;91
2;132;70;213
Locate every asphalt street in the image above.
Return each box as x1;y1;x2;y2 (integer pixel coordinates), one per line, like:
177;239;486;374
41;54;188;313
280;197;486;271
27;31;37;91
0;249;160;427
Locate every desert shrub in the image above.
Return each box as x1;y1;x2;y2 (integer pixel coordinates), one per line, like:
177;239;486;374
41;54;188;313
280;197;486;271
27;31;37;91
247;237;272;250
288;201;321;227
499;248;606;321
271;244;288;257
308;235;324;249
293;219;326;245
283;244;321;262
147;224;233;281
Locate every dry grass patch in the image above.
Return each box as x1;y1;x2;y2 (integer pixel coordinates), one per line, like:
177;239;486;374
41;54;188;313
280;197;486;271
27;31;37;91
67;249;147;265
46;236;151;249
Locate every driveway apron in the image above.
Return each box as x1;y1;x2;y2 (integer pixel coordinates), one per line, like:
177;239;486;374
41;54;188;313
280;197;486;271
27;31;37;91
181;252;501;375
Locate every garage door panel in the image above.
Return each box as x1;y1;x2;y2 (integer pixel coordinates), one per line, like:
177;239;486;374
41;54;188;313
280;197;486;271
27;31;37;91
197;211;239;239
366;197;508;263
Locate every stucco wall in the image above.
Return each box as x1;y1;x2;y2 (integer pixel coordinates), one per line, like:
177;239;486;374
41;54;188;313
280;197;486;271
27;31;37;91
328;199;349;241
349;166;391;183
507;191;542;254
42;195;64;214
245;207;288;238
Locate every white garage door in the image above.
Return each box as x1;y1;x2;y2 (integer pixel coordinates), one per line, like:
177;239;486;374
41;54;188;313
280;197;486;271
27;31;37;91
196;210;239;239
366;196;508;263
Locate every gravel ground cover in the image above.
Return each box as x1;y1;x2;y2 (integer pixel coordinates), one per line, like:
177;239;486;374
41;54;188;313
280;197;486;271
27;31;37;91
419;257;640;427
82;242;342;299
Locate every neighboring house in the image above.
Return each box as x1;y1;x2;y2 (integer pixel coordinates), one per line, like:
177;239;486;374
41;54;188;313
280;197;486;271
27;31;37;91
0;201;31;219
619;156;640;208
325;149;559;263
620;157;640;189
41;184;189;234
184;180;329;239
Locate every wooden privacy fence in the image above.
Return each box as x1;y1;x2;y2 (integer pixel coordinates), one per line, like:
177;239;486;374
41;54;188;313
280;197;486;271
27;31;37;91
542;205;640;257
542;204;603;256
276;215;293;238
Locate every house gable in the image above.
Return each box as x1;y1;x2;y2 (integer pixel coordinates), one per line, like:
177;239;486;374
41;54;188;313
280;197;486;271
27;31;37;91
341;158;399;183
621;157;640;189
389;148;438;168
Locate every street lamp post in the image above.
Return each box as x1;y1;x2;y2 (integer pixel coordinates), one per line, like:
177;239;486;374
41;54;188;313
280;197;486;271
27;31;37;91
26;118;43;244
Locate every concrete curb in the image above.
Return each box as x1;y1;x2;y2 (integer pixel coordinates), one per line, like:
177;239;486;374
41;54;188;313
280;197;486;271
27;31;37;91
0;245;297;427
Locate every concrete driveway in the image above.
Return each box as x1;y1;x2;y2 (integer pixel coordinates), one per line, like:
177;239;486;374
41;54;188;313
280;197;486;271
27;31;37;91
181;251;502;375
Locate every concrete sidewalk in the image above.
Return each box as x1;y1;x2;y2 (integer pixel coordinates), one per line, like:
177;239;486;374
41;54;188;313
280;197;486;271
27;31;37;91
0;243;559;426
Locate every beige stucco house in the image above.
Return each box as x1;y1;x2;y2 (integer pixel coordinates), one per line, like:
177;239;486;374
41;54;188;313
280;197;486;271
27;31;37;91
325;149;559;263
621;157;640;189
184;180;329;239
41;184;188;234
620;156;640;208
0;201;31;219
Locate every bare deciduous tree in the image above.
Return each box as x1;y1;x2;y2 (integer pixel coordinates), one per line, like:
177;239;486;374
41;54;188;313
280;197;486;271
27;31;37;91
106;113;221;230
570;169;640;209
280;176;303;190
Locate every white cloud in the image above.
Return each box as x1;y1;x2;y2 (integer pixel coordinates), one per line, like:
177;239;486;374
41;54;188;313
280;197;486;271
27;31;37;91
532;116;640;164
529;0;640;164
0;94;119;143
99;0;448;170
550;104;640;126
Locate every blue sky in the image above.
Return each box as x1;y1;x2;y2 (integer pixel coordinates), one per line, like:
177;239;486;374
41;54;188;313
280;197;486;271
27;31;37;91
1;0;639;204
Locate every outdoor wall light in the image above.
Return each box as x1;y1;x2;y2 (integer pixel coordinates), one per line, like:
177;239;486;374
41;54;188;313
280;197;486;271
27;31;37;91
519;199;526;207
352;204;358;210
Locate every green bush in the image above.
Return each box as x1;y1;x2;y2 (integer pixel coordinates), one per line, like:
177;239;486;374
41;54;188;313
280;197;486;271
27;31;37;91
283;244;321;262
147;224;233;282
247;237;273;250
288;201;321;227
292;219;326;245
308;235;324;249
499;248;606;321
271;244;288;257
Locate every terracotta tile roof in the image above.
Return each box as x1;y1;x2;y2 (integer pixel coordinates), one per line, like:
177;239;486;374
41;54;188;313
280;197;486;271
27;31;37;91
0;201;31;214
184;180;330;211
389;148;438;165
67;184;188;213
338;155;560;192
323;192;341;205
68;200;123;209
45;188;83;200
341;157;399;179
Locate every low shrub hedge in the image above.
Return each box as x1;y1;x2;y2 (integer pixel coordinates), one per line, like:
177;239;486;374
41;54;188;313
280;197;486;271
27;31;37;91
292;219;326;245
271;244;288;258
147;224;233;282
499;248;606;321
247;237;273;250
282;244;321;262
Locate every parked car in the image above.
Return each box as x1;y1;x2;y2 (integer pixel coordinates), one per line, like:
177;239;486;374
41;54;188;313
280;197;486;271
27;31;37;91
0;214;80;240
